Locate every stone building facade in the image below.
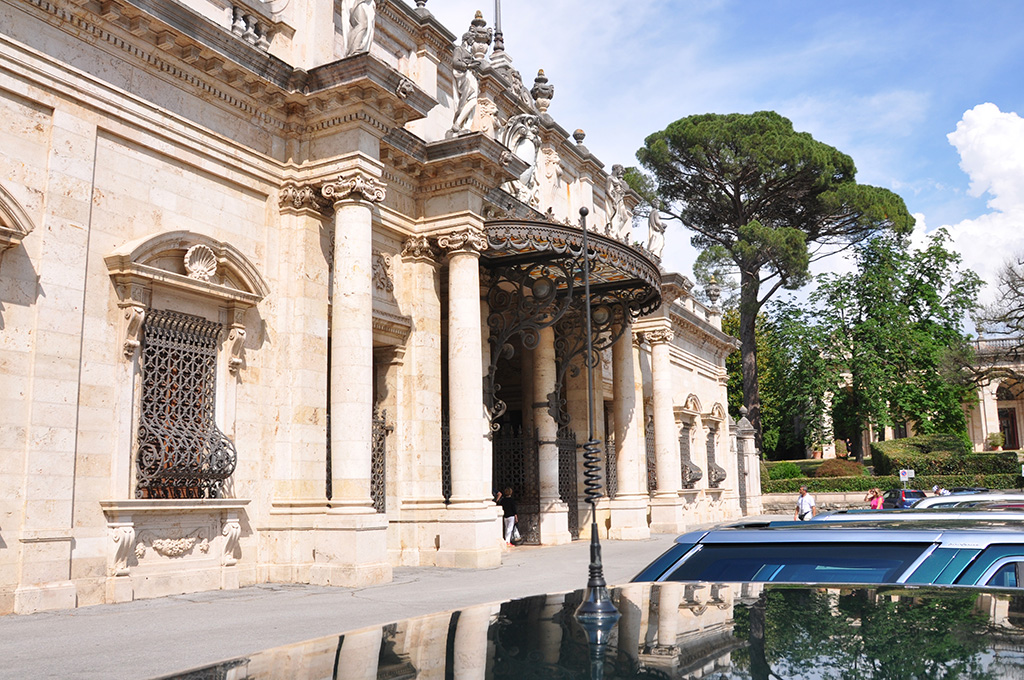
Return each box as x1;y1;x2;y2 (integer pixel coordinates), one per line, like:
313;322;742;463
0;0;758;614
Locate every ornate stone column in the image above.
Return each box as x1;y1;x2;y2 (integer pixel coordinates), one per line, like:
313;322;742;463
438;229;489;505
324;172;386;509
435;228;501;568
610;322;651;540
534;326;571;545
304;171;392;588
647;327;685;533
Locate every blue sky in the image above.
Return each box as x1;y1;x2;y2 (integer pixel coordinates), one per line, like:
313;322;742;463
426;1;1024;302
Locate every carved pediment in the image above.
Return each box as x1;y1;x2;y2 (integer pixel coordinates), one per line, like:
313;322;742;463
105;230;270;307
0;183;35;259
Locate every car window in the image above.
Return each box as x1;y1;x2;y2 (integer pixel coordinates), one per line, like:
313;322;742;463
633;543;697;582
959;545;1024;586
662;542;928;584
987;562;1020;588
906;491;926;499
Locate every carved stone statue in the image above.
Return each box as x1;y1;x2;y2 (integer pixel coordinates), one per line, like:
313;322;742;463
606;164;632;241
503;114;541;207
344;0;376;56
539;146;563;209
451;32;480;134
647;199;666;260
474;98;500;138
507;68;536;112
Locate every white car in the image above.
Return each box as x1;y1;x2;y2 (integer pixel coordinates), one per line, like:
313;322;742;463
911;492;1024;509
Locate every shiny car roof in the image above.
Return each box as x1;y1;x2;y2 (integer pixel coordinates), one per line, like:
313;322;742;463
912;492;1024;509
674;517;1024;547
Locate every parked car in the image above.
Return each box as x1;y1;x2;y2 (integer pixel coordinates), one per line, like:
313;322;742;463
883;488;927;508
812;508;1024;522
632;519;1024;587
912;492;1024;509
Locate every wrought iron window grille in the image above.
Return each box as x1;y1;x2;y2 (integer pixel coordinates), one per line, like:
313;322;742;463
135;309;236;499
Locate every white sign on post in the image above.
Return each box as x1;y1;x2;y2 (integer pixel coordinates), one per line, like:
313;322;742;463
899;469;915;488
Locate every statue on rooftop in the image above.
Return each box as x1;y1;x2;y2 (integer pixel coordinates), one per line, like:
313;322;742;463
344;0;376;56
451;32;481;135
606;164;632;242
503;114;541;207
647;199;666;260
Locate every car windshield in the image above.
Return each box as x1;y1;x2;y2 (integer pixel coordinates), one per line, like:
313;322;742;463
663;542;929;584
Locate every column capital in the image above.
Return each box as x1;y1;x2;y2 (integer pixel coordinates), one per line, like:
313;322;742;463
644;328;674;345
402;235;439;263
321;172;387;206
279;181;330;214
436;228;488;256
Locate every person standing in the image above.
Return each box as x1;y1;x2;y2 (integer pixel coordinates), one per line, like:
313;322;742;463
794;486;817;520
496;487;518;547
864;488;883;509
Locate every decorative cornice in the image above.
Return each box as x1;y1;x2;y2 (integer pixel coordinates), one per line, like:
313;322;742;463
669;307;739;354
436;228;488;255
321;172;387;205
18;0;434;135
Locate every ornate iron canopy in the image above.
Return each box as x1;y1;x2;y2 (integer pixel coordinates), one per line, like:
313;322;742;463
481;217;662;426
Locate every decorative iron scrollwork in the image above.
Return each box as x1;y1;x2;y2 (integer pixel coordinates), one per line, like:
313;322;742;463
482;218;662;429
135;310;236;499
485;259;576;425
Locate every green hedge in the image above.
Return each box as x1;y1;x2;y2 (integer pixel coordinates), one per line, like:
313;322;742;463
872;448;1018;477
871;435;970;472
764;473;1022;494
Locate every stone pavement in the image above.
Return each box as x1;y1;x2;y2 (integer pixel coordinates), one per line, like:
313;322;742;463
0;531;691;680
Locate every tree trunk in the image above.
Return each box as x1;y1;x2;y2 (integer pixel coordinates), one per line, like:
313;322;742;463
739;269;764;454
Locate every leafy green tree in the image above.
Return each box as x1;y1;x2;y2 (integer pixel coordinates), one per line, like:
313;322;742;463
633;111;914;450
772;229;981;460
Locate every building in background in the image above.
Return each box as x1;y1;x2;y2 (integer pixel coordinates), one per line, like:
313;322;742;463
0;0;758;614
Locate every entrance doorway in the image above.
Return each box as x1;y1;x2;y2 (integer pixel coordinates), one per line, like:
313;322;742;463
998;408;1019;450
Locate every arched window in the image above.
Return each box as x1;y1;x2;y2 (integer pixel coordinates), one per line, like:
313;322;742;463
106;231;268;498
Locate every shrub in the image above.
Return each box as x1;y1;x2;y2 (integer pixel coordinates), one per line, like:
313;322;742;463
834;439;848;458
763;473;1021;494
760;461;770;487
814;458;865;478
987;432;1005;450
768;462;804;480
871;434;1015;477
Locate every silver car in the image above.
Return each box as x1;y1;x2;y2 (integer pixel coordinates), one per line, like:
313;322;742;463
912;492;1024;509
633;518;1024;587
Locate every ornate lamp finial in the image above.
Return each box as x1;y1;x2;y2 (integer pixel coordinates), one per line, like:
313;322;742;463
531;69;554;113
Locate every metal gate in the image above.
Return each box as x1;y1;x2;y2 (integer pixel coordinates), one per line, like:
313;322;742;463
556;426;579;539
645;415;656;493
492;426;539;544
371;407;391;513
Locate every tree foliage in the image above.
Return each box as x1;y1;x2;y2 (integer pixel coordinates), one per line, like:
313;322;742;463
634;111;914;449
733;588;991;680
771;229;981;459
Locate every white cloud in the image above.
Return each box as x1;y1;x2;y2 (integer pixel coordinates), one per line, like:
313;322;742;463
937;104;1024;302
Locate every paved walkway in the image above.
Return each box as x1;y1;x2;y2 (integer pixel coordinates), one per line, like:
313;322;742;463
0;531;694;680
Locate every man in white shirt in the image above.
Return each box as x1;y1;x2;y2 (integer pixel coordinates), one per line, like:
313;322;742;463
794;485;817;521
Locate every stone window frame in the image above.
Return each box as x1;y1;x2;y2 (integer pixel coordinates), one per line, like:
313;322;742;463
0;182;35;268
105;230;269;499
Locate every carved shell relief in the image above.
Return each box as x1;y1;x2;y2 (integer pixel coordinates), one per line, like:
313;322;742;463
184;244;218;281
